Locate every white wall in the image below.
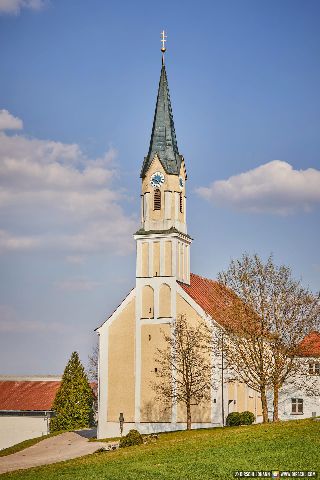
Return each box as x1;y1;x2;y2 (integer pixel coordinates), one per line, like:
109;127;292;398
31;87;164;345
0;415;50;450
267;370;320;421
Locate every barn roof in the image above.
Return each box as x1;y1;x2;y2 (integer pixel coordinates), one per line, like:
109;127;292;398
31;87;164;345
0;381;60;411
0;379;97;411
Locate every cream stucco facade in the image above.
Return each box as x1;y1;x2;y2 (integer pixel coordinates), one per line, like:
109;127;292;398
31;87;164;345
96;59;263;439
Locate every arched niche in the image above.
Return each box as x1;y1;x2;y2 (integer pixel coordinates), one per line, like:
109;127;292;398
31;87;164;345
142;285;154;318
159;283;171;318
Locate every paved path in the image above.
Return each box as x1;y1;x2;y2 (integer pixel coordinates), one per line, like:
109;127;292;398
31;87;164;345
0;431;107;474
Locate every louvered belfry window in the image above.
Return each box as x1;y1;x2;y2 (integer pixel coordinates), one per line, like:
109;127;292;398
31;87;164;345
154;189;161;210
179;193;183;213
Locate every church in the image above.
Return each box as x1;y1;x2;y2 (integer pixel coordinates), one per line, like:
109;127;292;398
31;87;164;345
96;39;264;439
96;38;319;439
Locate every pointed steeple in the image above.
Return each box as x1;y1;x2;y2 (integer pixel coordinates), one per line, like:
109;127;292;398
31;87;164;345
140;63;183;178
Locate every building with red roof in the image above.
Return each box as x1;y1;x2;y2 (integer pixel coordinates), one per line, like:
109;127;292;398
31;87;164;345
0;376;98;450
0;376;61;450
298;331;320;358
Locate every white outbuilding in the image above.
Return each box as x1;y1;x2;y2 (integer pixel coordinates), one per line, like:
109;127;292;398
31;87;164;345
0;375;61;450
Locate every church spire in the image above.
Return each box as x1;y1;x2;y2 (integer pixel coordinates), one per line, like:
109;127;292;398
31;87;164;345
140;32;183;178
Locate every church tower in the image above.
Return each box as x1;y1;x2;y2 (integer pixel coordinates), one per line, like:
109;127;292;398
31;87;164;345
134;44;192;287
133;35;192;425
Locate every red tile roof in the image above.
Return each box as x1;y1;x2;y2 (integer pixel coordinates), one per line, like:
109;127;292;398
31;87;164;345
298;331;320;357
0;380;98;411
0;381;60;411
178;272;238;329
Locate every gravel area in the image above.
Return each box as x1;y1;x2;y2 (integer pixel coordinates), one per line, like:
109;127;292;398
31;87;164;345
0;430;106;474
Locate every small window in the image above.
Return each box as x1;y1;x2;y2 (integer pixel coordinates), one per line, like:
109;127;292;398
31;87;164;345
154;368;158;373
154;189;161;210
291;398;303;414
148;334;151;341
179;193;183;213
309;362;320;375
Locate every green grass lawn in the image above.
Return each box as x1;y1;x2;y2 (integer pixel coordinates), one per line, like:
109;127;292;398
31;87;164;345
2;419;319;479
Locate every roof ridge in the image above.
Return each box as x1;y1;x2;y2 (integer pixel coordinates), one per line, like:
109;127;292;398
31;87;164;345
190;272;218;284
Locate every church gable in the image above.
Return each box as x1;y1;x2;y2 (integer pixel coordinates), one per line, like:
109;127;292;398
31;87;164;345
96;288;135;332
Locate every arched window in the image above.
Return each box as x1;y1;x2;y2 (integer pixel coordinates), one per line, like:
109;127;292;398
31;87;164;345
154;189;161;210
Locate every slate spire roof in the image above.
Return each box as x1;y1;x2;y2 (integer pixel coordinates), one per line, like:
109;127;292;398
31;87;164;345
141;64;183;178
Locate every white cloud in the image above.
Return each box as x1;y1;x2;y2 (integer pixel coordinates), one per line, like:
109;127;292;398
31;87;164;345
0;0;46;15
0;110;23;130
0;230;42;251
0;110;137;255
55;277;101;292
65;255;86;265
196;160;320;215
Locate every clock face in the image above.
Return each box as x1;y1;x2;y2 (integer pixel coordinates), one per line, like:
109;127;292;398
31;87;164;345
179;176;184;189
150;171;165;188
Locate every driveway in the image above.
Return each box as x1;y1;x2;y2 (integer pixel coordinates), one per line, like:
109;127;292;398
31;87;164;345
0;430;107;474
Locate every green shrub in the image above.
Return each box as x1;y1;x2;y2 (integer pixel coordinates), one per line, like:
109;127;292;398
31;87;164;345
226;412;241;426
240;411;255;425
119;429;143;448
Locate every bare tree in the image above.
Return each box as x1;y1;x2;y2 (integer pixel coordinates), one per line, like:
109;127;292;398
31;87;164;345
218;253;320;422
87;343;98;383
86;343;99;421
152;314;212;430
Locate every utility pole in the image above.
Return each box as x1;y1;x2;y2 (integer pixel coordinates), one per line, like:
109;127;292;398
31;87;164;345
221;332;225;426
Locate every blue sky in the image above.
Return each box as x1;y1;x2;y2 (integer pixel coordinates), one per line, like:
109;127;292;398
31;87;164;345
0;0;319;374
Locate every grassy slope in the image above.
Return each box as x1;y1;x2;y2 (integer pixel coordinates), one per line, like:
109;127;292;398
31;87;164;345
2;419;319;480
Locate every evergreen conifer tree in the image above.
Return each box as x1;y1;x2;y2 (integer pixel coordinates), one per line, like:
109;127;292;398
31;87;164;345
50;351;94;432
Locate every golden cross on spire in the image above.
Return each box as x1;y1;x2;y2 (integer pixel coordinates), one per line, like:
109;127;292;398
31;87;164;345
161;30;167;65
160;30;167;52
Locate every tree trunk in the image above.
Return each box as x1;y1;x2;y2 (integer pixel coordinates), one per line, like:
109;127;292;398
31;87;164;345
273;384;279;422
260;386;269;423
186;401;192;430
